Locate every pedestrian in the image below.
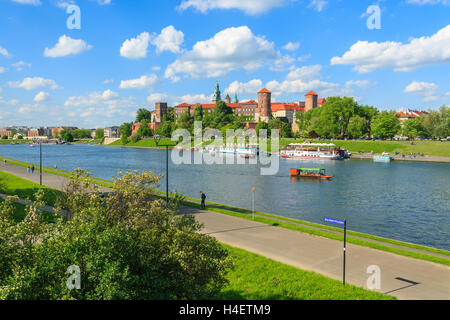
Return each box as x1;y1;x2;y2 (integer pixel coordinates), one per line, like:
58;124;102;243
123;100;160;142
27;166;30;174
31;165;35;174
3;159;6;166
200;191;207;209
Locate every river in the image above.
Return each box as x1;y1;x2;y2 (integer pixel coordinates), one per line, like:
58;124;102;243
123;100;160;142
1;144;449;250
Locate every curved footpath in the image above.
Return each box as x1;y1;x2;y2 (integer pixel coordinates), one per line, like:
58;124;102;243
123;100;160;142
1;162;449;300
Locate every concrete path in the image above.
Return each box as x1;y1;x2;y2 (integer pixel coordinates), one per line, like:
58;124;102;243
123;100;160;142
1;163;449;300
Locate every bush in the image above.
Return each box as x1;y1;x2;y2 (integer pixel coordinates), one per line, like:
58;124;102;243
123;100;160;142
130;133;141;143
1;135;8;140
0;170;232;300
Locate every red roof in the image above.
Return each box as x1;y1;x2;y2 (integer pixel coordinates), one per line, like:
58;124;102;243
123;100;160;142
271;103;305;112
318;98;326;104
305;90;318;96
258;88;271;94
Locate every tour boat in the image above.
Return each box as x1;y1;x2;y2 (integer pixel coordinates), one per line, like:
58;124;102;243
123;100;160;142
373;152;394;162
281;143;341;160
290;168;334;180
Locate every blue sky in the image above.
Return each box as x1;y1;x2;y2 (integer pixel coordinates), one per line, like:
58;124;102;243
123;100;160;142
0;0;449;128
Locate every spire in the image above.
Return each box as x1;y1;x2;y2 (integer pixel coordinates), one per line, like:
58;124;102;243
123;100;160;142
212;81;221;102
233;92;239;103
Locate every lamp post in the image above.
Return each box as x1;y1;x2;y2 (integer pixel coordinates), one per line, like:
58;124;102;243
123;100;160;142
154;135;169;204
39;139;42;186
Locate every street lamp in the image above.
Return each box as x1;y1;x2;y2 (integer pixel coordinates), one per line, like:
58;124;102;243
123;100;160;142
39;139;42;186
153;135;170;204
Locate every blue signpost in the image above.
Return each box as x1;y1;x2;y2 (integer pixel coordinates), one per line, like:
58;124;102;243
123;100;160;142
325;217;347;286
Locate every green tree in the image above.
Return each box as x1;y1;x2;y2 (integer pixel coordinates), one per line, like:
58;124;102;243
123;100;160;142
422;106;449;139
137;121;152;137
213;100;233;128
401;117;426;139
95;129;104;139
347;115;368;138
1;135;8;140
119;122;133;138
60;130;74;142
157;121;174;138
371;111;401;139
136;108;152;123
193;104;203;121
255;121;269;137
178;110;194;131
0;170;232;300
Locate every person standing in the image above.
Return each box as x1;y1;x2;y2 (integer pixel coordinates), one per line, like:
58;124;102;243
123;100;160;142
200;191;207;210
31;165;35;174
27;166;30;174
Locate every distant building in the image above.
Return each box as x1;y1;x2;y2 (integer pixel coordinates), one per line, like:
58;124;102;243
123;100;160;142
104;126;120;138
132;102;168;136
395;109;427;122
0;129;13;138
51;127;78;137
28;128;45;137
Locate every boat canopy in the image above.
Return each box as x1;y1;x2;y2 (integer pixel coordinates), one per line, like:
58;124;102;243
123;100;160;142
298;168;326;171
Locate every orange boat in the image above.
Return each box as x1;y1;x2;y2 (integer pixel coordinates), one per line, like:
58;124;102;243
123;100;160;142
290;168;334;180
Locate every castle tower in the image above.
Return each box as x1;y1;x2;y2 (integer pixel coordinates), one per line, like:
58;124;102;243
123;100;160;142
305;91;318;111
155;102;168;122
256;88;271;123
225;93;231;104
212;82;221;103
233;93;239;103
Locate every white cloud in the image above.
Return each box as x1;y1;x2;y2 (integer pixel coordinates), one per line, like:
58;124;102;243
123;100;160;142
44;35;92;58
103;79;114;84
308;0;327;12
0;46;11;57
0;66;6;74
34;91;50;102
152;66;161;71
404;81;438;94
176;0;286;15
331;25;450;73
120;32;151;59
8;77;60;90
119;74;158;89
151;26;184;54
286;65;322;80
12;0;41;5
345;80;376;89
147;92;212;106
12;61;32;71
64;90;125;107
266;79;339;97
225;79;263;95
406;0;450;5
165;26;278;81
283;42;300;51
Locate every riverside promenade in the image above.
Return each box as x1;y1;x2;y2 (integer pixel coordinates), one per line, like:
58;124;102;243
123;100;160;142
1;162;449;300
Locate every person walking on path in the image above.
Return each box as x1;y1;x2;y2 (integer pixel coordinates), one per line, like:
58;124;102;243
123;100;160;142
200;191;207;210
3;159;6;166
31;165;35;174
27;166;30;174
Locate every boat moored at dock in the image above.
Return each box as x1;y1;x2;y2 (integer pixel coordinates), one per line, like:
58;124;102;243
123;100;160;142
281;143;342;160
373;152;394;162
289;168;334;180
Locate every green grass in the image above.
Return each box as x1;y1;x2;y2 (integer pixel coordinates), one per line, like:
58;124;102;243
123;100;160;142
0;170;63;206
279;139;450;157
218;245;395;300
108;138;177;148
0;140;28;145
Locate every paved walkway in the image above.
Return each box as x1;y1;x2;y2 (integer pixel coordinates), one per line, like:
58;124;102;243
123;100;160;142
1;163;449;300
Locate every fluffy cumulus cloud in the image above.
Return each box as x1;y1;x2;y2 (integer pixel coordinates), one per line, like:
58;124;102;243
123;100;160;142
283;42;300;51
331;25;450;73
285;65;322;81
119;74;158;89
176;0;286;15
12;61;32;71
147;92;212;106
120;32;151;59
34;91;50;102
404;81;442;102
8;77;60;90
165;26;278;81
225;79;263;95
44;35;92;58
63;90;136;113
151;26;184;54
0;45;11;57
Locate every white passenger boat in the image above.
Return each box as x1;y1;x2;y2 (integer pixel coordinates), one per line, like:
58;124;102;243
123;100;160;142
281;143;341;160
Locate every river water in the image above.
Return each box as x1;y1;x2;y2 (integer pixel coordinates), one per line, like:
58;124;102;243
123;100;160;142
1;144;449;250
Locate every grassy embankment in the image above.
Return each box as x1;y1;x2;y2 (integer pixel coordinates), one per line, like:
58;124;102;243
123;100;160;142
0;140;28;145
0;172;394;300
219;245;394;300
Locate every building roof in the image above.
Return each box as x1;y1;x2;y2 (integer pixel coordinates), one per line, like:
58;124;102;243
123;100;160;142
258;88;271;94
318;98;326;104
271;103;305;112
305;90;318;96
175;100;258;109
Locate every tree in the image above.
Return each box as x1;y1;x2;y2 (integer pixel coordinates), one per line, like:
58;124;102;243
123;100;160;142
0;170;232;299
119;122;133;138
401;117;426;139
347;115;368;138
1;135;8;140
178;110;194;131
193;104;203;122
422;106;449;139
137;121;152;137
136;108;152;123
95;129;104;139
255;121;269;137
60;130;74;142
213;101;233;128
371;111;401;139
157;121;173;138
